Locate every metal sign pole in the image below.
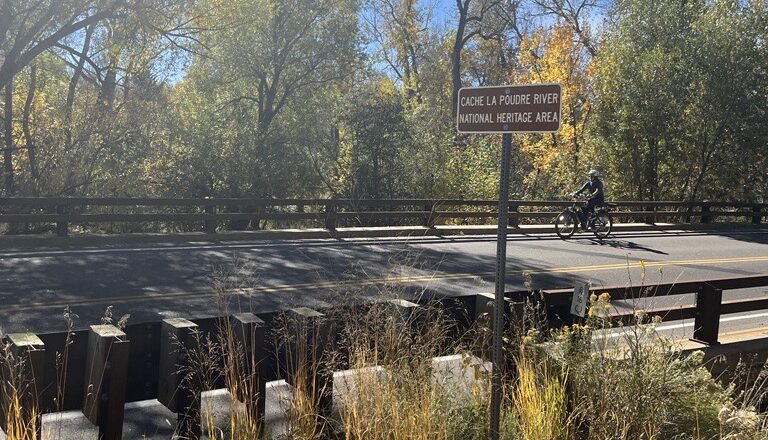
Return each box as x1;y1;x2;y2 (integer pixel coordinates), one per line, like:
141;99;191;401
490;132;512;440
454;82;561;439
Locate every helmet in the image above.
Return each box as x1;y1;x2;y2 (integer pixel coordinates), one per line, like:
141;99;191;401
588;169;600;178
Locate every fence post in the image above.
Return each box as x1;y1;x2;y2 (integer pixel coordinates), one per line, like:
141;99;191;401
158;318;201;440
701;204;711;224
692;284;722;345
753;205;762;225
229;313;267;434
645;204;655;225
82;325;131;440
0;333;45;440
281;307;335;433
385;298;423;334
56;204;69;237
325;201;337;230
423;202;435;228
508;202;519;228
204;203;217;233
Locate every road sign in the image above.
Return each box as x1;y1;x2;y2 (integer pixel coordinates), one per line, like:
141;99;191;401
456;83;562;133
570;281;591;317
480;82;562;440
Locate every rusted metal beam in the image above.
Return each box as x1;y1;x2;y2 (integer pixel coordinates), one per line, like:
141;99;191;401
158;318;201;440
692;284;723;345
82;325;130;440
543;274;768;302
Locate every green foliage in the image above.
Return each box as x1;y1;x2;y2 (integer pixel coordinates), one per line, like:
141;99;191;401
1;0;765;207
545;299;749;440
340;79;414;199
591;0;768;201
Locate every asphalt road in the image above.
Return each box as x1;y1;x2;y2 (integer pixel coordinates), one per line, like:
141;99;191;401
1;228;767;335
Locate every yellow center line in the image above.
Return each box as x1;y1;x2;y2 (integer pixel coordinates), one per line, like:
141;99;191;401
2;255;766;311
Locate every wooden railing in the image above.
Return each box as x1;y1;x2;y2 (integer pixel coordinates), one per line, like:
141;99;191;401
0;198;765;236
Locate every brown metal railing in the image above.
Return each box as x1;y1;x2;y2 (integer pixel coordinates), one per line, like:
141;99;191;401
540;273;768;345
0;197;765;236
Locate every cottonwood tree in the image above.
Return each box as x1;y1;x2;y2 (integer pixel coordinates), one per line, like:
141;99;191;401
0;0;203;196
591;0;768;201
515;23;594;198
363;0;434;103
174;0;361;197
450;0;513;118
532;0;602;57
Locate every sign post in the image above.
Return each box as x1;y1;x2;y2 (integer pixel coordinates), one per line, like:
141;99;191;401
456;83;561;440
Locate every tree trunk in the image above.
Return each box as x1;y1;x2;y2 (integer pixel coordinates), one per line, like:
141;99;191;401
65;24;95;150
451;0;469;120
23;64;39;194
645;137;659;200
3;78;14;196
100;67;118;111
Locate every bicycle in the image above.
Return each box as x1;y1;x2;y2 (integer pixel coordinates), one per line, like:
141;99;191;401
555;200;614;239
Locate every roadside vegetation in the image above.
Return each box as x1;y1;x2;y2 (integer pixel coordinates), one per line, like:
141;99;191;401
2;266;768;439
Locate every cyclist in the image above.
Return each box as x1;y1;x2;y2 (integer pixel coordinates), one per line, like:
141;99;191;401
571;170;604;230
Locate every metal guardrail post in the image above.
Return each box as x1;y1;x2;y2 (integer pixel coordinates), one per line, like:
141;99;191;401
692;284;722;345
325;201;337;230
0;333;45;440
508;202;519;228
82;325;131;440
158;318;201;440
753;205;762;225
56;204;69;237
645;204;655;224
701;204;711;224
229;313;267;434
204;204;217;233
423;202;435;228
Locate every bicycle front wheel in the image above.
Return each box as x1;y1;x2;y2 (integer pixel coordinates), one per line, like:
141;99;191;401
555;210;577;239
593;211;613;239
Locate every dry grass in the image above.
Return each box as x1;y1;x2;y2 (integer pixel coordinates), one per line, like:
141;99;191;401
337;303;454;440
511;352;569;440
1;344;40;440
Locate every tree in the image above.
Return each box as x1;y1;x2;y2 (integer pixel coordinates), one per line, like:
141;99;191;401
0;0;203;196
0;1;124;91
516;22;594;198
363;0;432;102
591;0;768;201
340;80;414;199
450;0;507;118
171;0;361;198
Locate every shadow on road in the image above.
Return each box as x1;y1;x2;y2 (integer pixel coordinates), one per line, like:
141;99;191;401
569;237;669;255
0;236;580;333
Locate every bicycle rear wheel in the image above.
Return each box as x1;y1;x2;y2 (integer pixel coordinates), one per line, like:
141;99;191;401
555;210;577;239
593;211;613;239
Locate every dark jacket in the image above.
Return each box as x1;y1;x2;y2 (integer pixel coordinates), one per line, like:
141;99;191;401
576;178;604;205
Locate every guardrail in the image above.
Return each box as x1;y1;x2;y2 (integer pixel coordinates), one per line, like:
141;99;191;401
0;198;765;236
2;274;767;439
540;273;768;345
